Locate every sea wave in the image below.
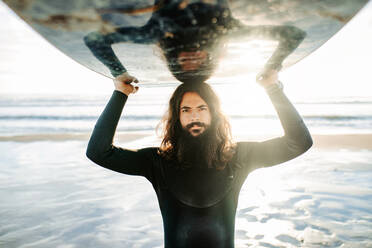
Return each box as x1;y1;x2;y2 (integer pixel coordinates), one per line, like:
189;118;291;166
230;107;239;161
0;114;371;121
1;94;372;136
228;115;372;121
0;115;162;121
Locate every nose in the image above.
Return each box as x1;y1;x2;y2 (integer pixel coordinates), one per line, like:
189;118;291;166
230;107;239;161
190;110;200;121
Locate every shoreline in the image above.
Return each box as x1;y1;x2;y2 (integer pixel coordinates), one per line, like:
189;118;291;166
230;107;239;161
0;133;371;150
0;132;150;143
312;134;372;150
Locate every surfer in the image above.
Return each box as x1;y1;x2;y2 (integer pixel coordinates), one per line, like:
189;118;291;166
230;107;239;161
86;69;313;247
84;0;306;83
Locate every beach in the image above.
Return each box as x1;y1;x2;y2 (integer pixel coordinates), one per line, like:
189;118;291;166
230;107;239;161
0;84;371;248
0;89;371;248
1;1;372;245
0;132;371;248
0;133;371;150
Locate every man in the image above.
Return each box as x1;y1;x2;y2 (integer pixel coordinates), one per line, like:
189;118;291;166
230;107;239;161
86;70;312;248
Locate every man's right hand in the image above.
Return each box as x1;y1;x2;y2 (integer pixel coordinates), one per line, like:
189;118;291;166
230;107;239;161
113;72;139;96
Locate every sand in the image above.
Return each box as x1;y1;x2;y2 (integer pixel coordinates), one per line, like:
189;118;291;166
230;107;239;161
312;134;372;150
1;133;371;150
0;132;149;143
0;139;371;248
0;134;371;247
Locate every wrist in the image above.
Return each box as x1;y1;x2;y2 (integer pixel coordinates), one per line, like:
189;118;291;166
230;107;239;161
114;89;130;96
111;68;127;78
264;62;282;72
264;81;284;94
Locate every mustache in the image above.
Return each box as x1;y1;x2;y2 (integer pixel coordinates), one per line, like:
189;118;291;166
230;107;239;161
185;122;206;130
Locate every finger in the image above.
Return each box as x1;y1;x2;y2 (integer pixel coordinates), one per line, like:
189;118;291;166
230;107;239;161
129;76;139;84
115;75;133;84
257;68;277;82
125;76;139;84
124;77;134;84
256;74;265;82
132;86;139;94
256;72;267;82
114;77;128;84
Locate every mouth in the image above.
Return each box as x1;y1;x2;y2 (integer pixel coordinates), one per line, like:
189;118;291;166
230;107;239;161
186;122;205;136
190;127;202;135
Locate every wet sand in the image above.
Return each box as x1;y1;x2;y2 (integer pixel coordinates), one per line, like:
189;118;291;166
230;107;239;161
1;133;371;150
312;134;372;150
0;132;149;143
0;136;371;247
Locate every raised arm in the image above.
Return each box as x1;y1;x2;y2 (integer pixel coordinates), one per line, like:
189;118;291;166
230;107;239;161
84;22;158;77
237;70;312;171
231;23;306;70
86;75;155;180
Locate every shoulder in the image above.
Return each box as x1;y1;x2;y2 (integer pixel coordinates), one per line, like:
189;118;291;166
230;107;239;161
235;141;257;153
137;147;160;157
228;142;259;183
139;147;169;167
232;141;260;166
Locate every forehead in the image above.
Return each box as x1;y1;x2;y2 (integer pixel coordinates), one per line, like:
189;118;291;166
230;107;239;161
180;92;208;108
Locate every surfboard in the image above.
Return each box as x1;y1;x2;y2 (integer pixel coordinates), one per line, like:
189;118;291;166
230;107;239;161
2;0;369;82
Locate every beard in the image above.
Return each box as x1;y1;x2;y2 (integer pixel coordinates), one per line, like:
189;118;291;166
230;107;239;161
176;122;216;169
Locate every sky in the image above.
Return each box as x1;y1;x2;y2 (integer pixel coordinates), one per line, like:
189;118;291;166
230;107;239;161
0;1;371;97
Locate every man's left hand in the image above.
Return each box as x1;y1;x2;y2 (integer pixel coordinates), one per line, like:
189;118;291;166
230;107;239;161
256;69;279;89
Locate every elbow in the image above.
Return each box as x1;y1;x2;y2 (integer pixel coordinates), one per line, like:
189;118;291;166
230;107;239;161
304;133;313;151
86;146;100;164
286;132;313;157
280;25;307;50
84;31;105;48
294;27;307;41
299;132;313;154
285;25;307;41
86;141;106;164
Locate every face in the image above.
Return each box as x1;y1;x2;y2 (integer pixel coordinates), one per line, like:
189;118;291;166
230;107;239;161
179;92;211;137
177;50;208;71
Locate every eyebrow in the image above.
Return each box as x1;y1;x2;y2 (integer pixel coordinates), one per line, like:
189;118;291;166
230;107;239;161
180;104;208;109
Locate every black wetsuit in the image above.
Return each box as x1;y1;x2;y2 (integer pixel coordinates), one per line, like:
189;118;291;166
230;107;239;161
86;85;312;248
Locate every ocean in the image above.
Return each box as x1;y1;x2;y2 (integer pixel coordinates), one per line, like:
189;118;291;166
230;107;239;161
1;87;371;137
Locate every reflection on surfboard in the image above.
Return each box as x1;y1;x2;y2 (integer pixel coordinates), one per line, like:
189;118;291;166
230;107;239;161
3;0;369;81
84;1;306;83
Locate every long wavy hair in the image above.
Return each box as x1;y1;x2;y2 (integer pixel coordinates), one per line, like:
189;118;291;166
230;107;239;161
158;82;235;169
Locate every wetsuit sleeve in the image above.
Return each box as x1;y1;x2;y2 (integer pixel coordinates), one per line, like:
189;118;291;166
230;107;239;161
231;24;306;70
84;23;158;77
237;84;313;172
86;90;155;181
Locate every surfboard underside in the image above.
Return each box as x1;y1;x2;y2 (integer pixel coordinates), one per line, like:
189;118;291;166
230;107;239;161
3;0;369;82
